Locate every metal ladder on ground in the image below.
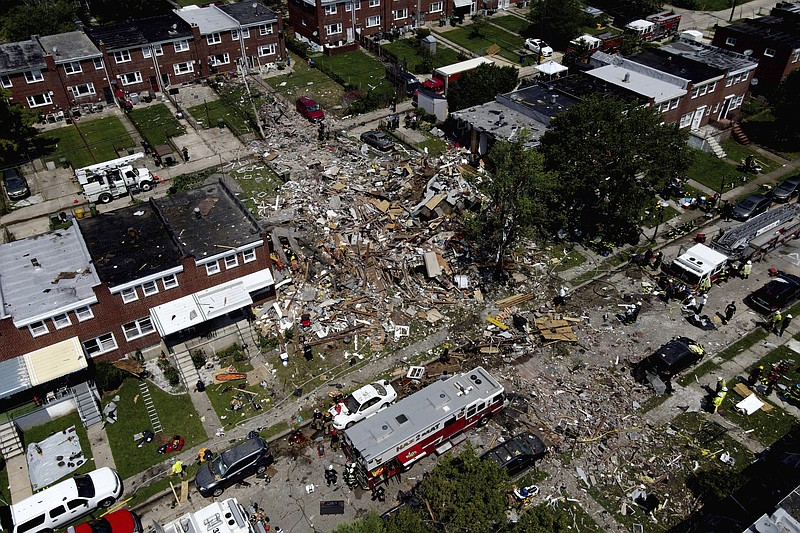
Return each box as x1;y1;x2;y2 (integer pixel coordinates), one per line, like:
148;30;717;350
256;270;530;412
138;380;163;434
714;204;800;258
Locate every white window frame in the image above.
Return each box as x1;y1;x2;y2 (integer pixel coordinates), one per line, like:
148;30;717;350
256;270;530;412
430;1;443;12
242;27;250;39
324;4;337;14
153;44;164;56
142;280;159;296
679;112;693;128
327;23;342;35
764;48;776;58
355;0;361;9
209;53;230;66
206;260;220;275
162;273;179;290
142;46;152;59
366;14;380;27
122;317;155;341
232;29;240;40
732;93;745;109
691;85;700;98
26;93;53;108
120;71;142;86
29;320;49;337
52;313;72;330
224;254;239;269
25;70;43;83
725;75;734;87
64;61;82;75
113;50;131;63
260;24;273;35
1;75;11;88
173;61;194;75
207;32;222;45
793;49;800;63
83;333;118;357
93;57;103;69
394;8;408;19
258;44;276;57
725;37;736;46
121;286;139;303
174;40;190;53
707;81;716;93
369;0;380;6
69;83;96;98
75;305;94;321
671;97;679;110
243;248;257;263
346;2;353;11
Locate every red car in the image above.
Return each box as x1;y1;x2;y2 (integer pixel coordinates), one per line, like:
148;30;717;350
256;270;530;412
68;509;142;533
296;96;325;123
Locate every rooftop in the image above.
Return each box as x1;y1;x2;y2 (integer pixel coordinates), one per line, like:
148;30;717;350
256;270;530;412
0;39;45;74
720;16;800;48
0;224;99;326
451;100;548;146
219;0;278;26
85;13;193;51
660;38;758;74
38;32;101;63
175;5;239;34
587;64;687;103
630;48;723;83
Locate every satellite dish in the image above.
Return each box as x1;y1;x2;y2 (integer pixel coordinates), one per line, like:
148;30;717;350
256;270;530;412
751;78;759;85
743;49;753;56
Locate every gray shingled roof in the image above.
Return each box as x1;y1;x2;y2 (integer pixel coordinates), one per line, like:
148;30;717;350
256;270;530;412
39;32;101;64
219;1;278;26
0;40;45;75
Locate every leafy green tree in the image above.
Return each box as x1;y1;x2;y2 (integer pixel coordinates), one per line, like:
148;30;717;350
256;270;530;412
446;63;518;112
332;508;433;533
0;89;38;166
1;0;79;42
509;502;573;531
770;70;800;149
622;0;665;20
538;95;692;244
470;13;488;38
528;0;582;47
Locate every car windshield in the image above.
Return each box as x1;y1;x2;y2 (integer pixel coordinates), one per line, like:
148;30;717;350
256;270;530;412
210;455;229;477
73;474;96;498
373;383;387;395
5;176;25;187
88;518;112;533
343;394;361;413
307;104;320;112
739;199;756;209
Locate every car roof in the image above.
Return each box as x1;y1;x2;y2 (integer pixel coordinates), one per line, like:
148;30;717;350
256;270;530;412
743;193;767;202
297;96;316;104
221;436;268;463
482;432;546;466
651;337;695;367
782;175;800;185
351;383;381;403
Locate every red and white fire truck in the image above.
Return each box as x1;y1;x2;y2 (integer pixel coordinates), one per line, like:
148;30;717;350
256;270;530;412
625;11;682;42
341;367;507;489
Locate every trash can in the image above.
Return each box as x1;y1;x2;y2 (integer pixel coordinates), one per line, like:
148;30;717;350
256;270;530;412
75;208;84;219
280;169;291;182
130;92;140;105
217;118;225;129
49;213;60;227
89;203;98;216
127;147;135;155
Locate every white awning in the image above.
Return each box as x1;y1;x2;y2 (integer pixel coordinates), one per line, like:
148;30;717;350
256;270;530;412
198;282;252;320
536;60;568;76
454;0;472;7
23;337;87;386
0;357;31;399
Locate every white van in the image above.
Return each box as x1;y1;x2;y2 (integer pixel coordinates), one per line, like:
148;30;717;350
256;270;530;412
0;467;123;533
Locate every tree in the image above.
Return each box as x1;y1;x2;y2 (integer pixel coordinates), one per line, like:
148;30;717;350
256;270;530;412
528;0;582;48
1;0;80;42
622;0;664;20
470;13;488;38
509;502;574;532
332;508;432;533
446;63;518;112
0;90;38;166
538;95;693;244
770;70;800;150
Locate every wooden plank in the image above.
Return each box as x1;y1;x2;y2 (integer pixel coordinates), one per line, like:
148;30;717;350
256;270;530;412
495;293;535;307
180;480;189;503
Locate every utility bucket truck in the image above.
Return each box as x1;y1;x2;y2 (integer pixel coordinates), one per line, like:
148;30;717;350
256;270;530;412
74;153;156;204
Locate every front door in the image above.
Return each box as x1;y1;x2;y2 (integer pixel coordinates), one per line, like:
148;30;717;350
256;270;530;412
149;75;159;93
719;95;734;121
691;106;706;130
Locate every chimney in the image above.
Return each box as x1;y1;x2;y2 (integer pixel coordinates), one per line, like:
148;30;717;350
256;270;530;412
623;72;631;82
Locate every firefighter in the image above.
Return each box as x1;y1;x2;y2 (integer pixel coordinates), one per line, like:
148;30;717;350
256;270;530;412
711;393;724;414
780;314;793;337
312;409;324;431
724;302;736;324
741;260;752;279
715;377;727;394
323;411;333;436
749;365;764;386
344;463;358;488
324;465;338;486
765;372;780;396
769;310;783;333
789;383;800;405
699;276;711;293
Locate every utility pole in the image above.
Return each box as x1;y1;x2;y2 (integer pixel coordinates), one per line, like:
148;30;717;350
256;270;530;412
239;60;265;139
729;0;737;22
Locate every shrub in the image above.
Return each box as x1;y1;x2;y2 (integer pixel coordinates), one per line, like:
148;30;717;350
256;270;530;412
94;361;126;394
416;28;431;39
258;334;279;351
163;364;181;386
190;349;207;370
218;343;247;362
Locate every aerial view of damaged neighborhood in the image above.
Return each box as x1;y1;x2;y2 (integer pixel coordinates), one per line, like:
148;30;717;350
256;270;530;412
3;0;800;530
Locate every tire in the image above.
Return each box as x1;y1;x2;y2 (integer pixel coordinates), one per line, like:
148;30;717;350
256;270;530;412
345;421;355;429
477;414;491;428
379;403;390;411
98;193;113;204
256;464;267;474
140;181;153;192
212;487;224;497
98;497;115;508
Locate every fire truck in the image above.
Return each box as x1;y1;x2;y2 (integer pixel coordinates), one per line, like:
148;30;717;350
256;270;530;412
154;498;262;533
625;11;681;42
74;153;156;204
565;31;625;63
421;57;495;95
341;366;507;490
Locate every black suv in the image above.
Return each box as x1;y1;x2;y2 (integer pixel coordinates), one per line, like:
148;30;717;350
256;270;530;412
194;435;273;497
2;167;29;200
746;273;800;314
633;337;705;382
481;432;547;477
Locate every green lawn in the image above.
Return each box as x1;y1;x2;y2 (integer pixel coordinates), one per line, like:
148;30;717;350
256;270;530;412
203;346;265;427
721;139;783;175
549;245;588;272
686;148;739;193
0;465;9;506
269;52;344;117
418;134;448;155
696;0;734;10
439;26;526;62
229;162;284;215
128;104;185;147
381;39;462;73
37;117;134;169
21;411;94;485
186;82;265;138
102;378;205;480
490;15;531;36
314;49;394;93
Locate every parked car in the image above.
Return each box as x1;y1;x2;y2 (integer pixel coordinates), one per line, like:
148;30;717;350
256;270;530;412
524;38;553;56
633;337;705;382
746;273;800;314
481;432;547;477
329;380;397;429
732;193;772;221
194;435;273;497
295;96;324;123
360;130;395;151
770;175;800;202
2;167;29;200
387;68;422;96
68;509;142;533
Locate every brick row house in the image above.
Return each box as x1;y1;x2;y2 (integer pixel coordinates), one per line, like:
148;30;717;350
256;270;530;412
0;0;284;116
711;1;800;95
0;180;276;406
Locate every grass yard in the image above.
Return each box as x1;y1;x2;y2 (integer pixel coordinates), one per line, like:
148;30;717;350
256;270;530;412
228;163;284;216
187;82;268;138
20;411;94;485
640;202;681;229
102;378;205;480
314;50;394;94
439;25;526;62
128;104;185;147
490;15;531;35
203;345;267;427
549;245;587;272
741;109;800;161
417;133;448;155
686;148;739;193
0;465;8;506
37;117;133;169
721;139;784;175
381;39;462;73
696;0;735;11
269;52;344;117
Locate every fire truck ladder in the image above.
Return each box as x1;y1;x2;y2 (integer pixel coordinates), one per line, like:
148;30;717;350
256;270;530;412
138;380;163;434
713;204;800;258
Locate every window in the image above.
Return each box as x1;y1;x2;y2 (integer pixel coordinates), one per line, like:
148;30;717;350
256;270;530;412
142;46;152;58
207;32;222;45
83;333;118;357
17;515;46;533
732;93;745;109
725;75;734;87
793;49;800;63
430;1;443;11
224;254;239;269
679;112;693;128
243;248;257;263
725;37;736;46
346;2;352;10
26;93;53;108
49;507;67;519
707;81;716;93
64;61;82;74
75;306;94;321
713;102;720;113
121;287;139;303
93;57;103;69
242;27;250;39
369;0;380;6
260;24;274;35
153;44;163;56
122;317;155;340
1;75;12;88
28;320;49;337
69;83;96;98
355;0;361;9
258;44;276;56
671;97;679;110
120;71;142;86
174;40;190;53
66;500;88;511
174;61;194;75
324;4;337;14
113;50;131;63
162;273;179;289
658;100;670;113
52;313;72;329
327;23;342;35
142;280;159;296
25;70;43;83
366;15;380;26
764;48;776;58
206;260;220;275
209;53;230;66
232;29;240;40
394;8;408;19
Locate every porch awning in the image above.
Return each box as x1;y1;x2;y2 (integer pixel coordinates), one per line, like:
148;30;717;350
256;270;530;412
151;281;253;336
0;357;31;399
23;337;87;386
454;0;473;7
